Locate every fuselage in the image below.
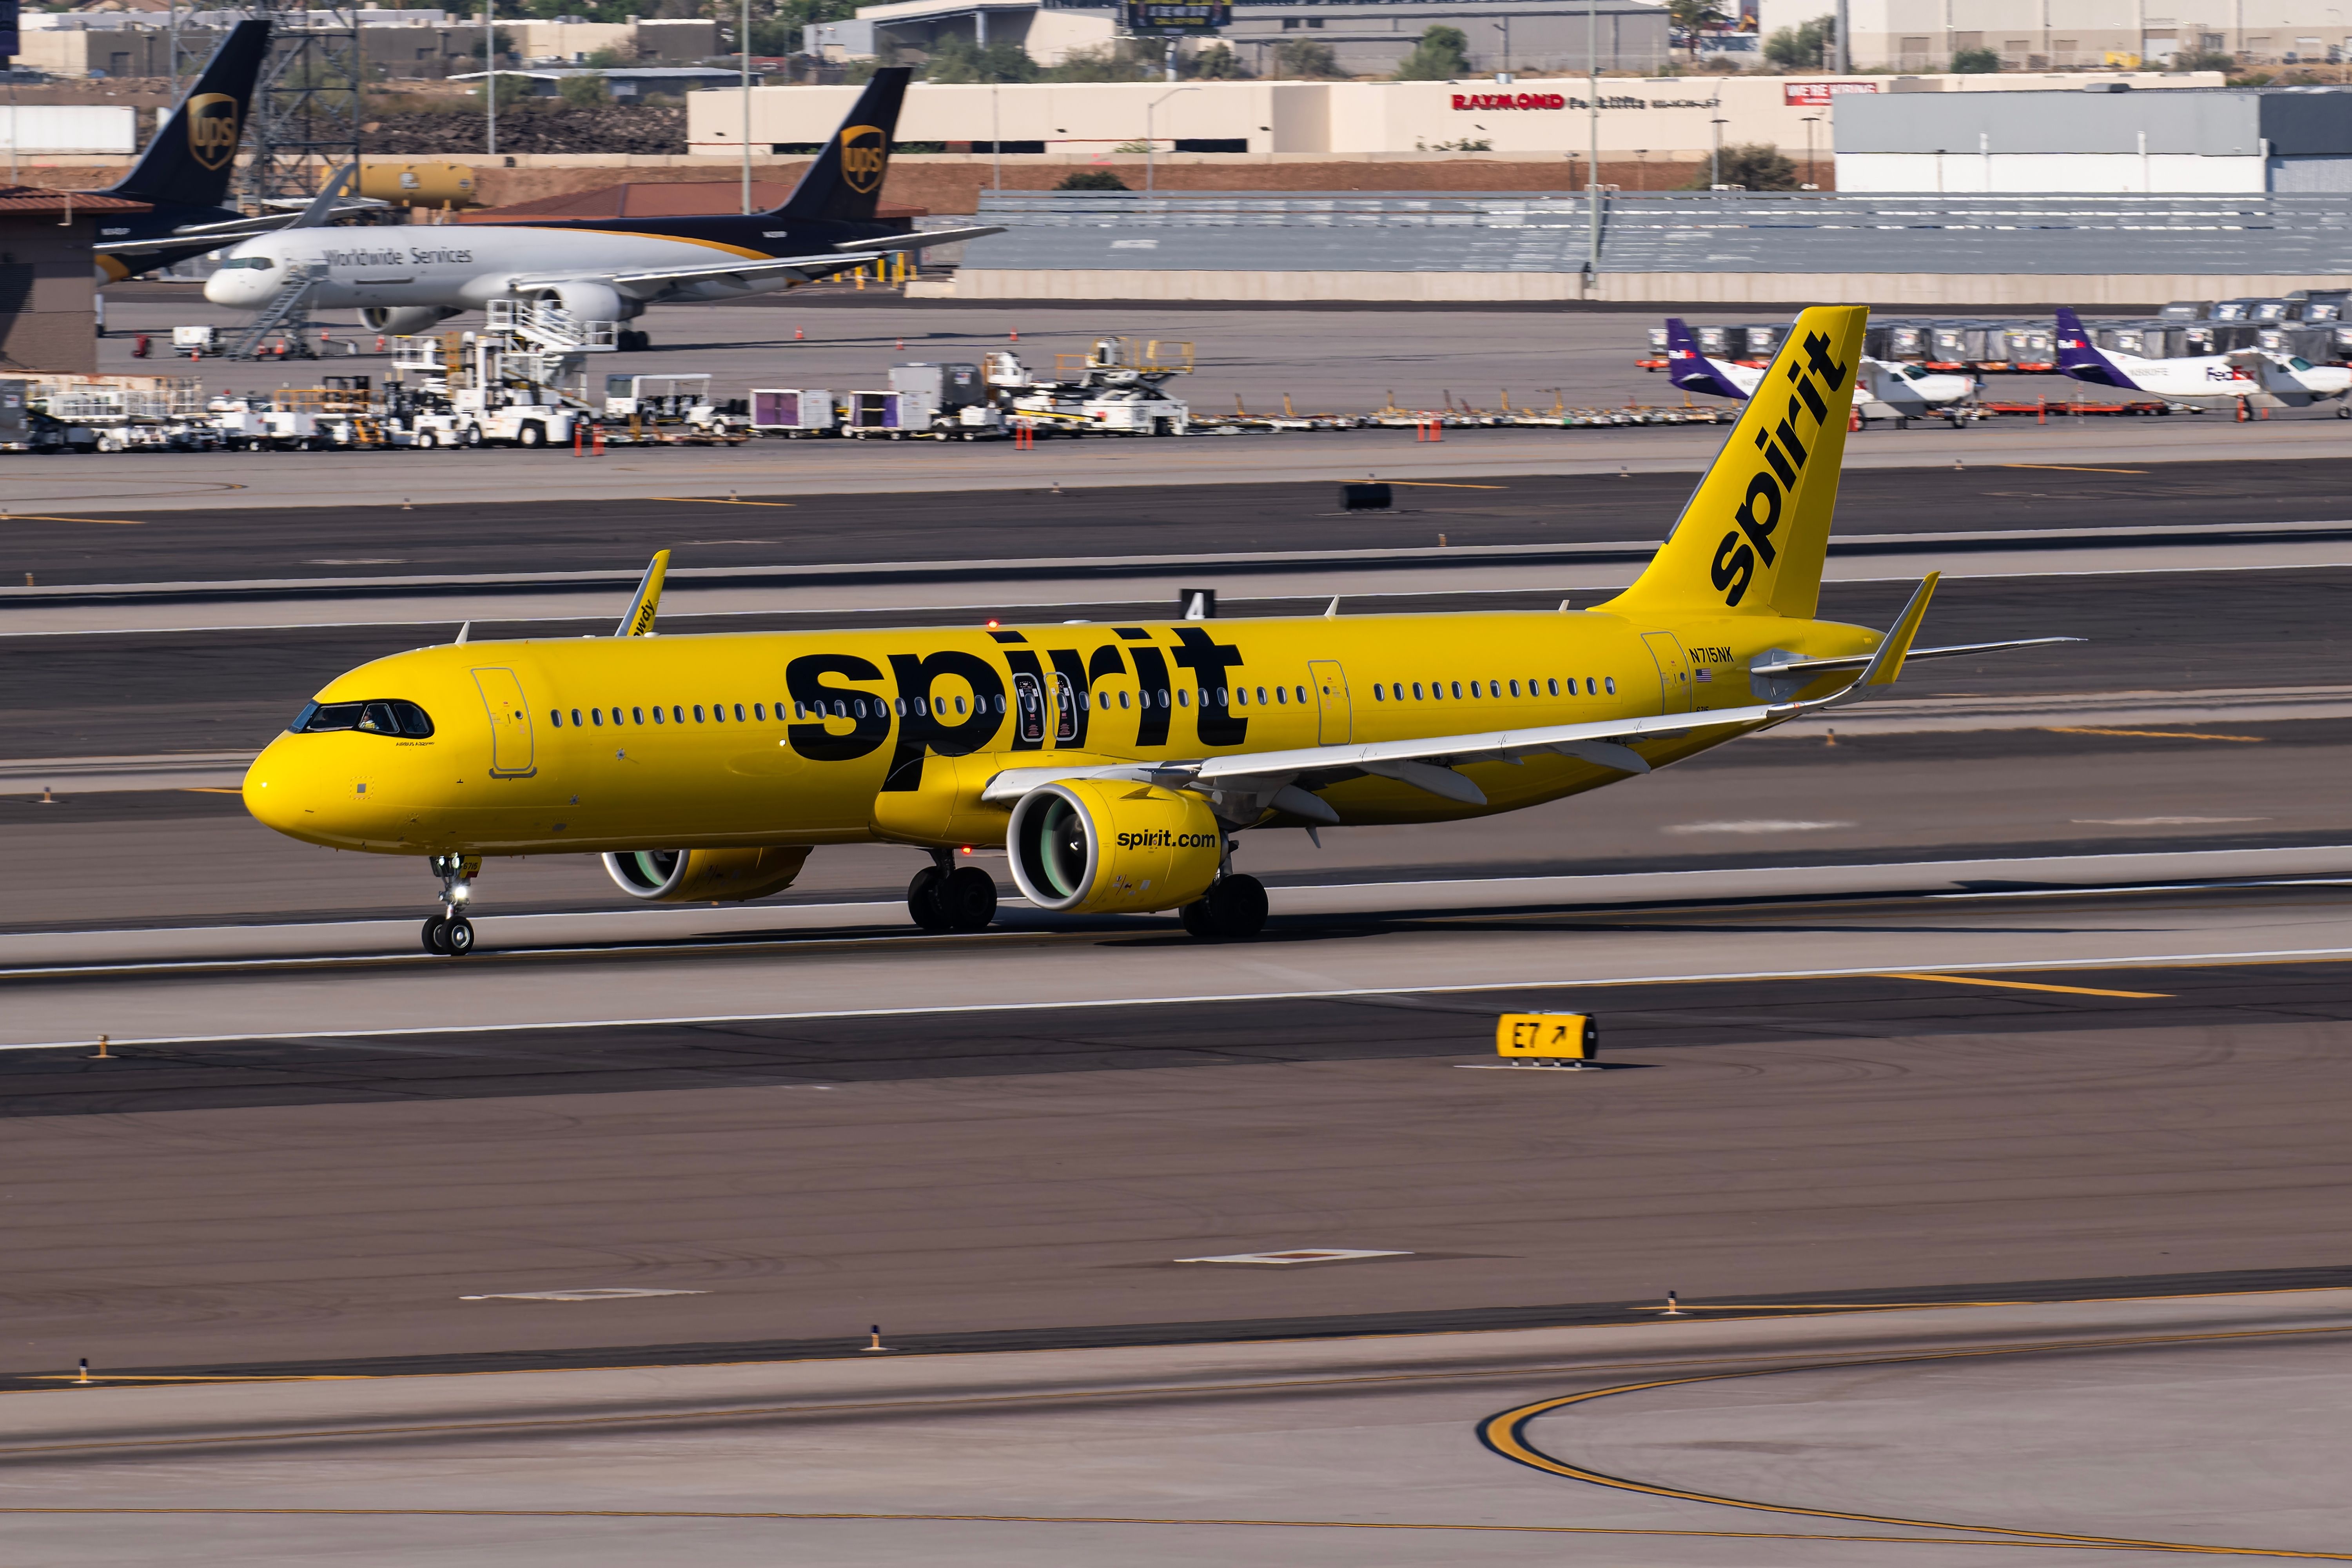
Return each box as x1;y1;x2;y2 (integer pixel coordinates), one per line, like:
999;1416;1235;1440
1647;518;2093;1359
1668;344;1967;412
202;212;907;312
243;608;1874;858
2058;346;2352;405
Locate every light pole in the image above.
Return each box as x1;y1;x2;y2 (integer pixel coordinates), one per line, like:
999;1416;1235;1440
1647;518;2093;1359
1801;113;1820;188
485;0;497;159
1584;0;1599;279
740;0;753;214
1144;84;1198;194
1710;113;1725;187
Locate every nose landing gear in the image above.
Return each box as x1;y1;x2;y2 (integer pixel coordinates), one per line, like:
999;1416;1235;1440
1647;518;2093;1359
421;853;483;956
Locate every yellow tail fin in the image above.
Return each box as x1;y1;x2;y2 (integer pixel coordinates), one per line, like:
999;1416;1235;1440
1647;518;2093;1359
1604;305;1868;621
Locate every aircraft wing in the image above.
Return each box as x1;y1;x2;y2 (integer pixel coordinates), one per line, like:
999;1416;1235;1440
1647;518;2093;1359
1750;637;2082;677
509;250;886;294
982;576;1972;814
94;201;388;256
831;225;1004;250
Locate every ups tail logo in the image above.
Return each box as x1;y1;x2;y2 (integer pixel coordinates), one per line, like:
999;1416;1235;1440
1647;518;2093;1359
188;93;240;171
839;124;887;194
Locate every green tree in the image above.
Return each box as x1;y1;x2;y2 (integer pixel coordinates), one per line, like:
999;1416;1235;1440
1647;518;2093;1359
1665;0;1729;60
557;71;612;106
1271;38;1343;78
924;36;1040;82
2173;47;2238;70
1190;41;1245;78
1044;41;1161;81
468;26;519;59
1762;14;1833;68
1686;142;1800;189
1056;169;1131;190
1392;24;1471;79
1950;46;2001;72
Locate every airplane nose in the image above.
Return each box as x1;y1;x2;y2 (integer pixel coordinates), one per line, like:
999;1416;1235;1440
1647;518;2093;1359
241;735;300;833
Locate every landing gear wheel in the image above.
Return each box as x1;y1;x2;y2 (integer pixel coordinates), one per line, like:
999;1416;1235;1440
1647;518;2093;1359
941;866;998;931
907;866;953;932
1185;874;1269;941
421;915;448;954
441;915;475;956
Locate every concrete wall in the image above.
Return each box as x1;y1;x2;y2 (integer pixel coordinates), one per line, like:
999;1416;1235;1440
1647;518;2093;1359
942;267;2352;303
1837;150;2271;191
695;71;2219;158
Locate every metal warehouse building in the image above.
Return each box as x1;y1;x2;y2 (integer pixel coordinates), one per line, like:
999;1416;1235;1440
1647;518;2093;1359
1836;84;2352;193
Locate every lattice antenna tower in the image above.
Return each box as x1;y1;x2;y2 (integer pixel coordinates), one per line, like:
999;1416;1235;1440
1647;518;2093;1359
240;0;365;211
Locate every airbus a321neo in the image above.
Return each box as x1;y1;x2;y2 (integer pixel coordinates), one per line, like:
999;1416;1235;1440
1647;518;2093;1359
203;66;996;338
1663;316;1975;425
243;306;2075;956
2055;305;2352;413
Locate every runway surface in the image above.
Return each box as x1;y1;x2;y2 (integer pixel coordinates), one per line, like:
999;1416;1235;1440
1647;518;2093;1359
7;456;2349;593
9;415;2352;514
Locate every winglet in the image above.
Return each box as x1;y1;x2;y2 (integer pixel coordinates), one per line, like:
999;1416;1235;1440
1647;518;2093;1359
1856;572;1939;690
290;163;357;231
615;550;670;637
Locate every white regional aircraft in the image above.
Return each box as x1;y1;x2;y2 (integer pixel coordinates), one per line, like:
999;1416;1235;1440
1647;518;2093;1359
204;68;993;337
1662;317;1975;425
2055;307;2352;413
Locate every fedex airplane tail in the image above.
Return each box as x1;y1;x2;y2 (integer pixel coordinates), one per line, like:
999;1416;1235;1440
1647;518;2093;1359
109;20;271;211
1663;317;1754;401
2054;307;2139;390
772;67;912;225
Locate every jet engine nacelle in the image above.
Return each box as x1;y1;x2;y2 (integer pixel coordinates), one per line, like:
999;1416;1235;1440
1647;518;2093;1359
360;305;464;334
604;846;811;903
530;281;640;323
1006;780;1222;916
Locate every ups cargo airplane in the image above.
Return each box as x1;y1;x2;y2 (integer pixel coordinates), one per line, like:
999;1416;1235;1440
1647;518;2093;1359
2055;305;2352;411
203;67;995;336
78;22;379;282
243;306;2073;955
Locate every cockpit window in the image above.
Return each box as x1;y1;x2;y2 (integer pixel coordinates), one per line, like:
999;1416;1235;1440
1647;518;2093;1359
291;699;434;737
220;255;276;270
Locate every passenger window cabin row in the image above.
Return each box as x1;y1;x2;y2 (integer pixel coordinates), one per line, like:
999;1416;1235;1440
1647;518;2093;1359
543;674;1619;733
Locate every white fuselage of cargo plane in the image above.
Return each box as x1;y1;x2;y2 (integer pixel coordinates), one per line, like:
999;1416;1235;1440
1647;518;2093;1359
203;225;804;312
2063;346;2352;407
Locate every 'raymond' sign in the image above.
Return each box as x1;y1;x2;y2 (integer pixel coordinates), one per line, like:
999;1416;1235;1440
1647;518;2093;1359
1452;91;1569;110
1783;80;1882;105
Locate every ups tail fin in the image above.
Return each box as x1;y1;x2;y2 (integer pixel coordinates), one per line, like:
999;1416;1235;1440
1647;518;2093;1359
111;19;272;210
774;67;911;224
1602;304;1867;622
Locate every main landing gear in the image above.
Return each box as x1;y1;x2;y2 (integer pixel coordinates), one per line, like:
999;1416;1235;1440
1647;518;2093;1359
1179;873;1268;942
421;853;482;956
909;851;998;933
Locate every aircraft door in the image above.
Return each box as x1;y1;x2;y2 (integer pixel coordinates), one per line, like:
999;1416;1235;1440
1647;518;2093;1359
1308;660;1351;744
1013;671;1046;744
472;666;537;776
1053;670;1079;743
1642;633;1692;715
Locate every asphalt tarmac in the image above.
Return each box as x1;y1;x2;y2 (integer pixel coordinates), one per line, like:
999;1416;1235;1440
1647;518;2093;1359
11;1289;2350;1567
6;454;2352;589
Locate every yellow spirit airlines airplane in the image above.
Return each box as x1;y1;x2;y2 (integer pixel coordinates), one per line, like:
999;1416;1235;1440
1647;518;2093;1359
244;306;2072;955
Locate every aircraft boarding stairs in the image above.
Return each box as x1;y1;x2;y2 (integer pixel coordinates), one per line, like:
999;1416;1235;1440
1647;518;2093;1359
225;263;327;361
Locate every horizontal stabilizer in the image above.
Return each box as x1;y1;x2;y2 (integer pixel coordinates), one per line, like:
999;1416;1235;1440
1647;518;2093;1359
1751;636;2083;678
